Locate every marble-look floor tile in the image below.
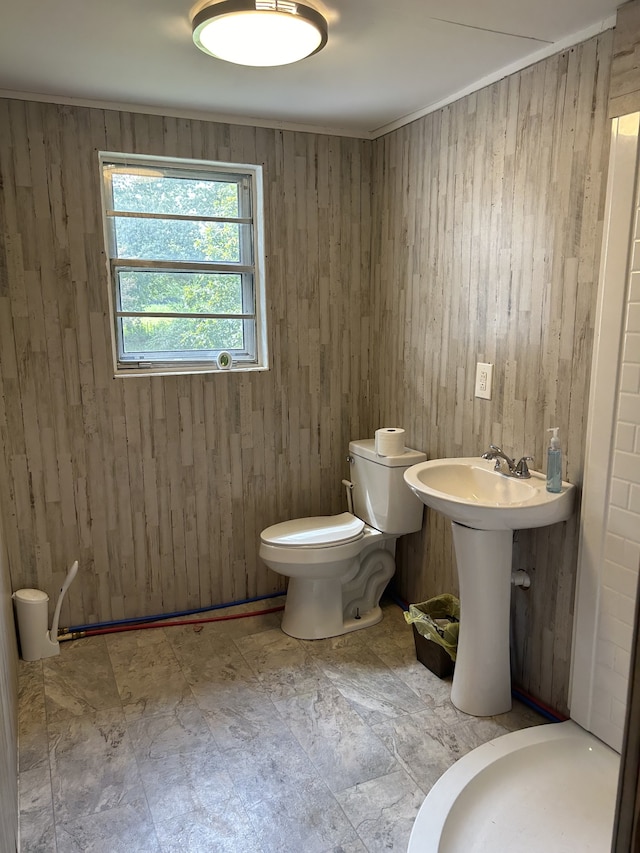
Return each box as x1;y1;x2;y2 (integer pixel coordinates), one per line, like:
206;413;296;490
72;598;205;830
372;710;458;791
275;685;399;793
107;630;197;720
170;632;257;694
137;746;236;824
56;799;161;852
174;637;290;750
118;666;196;720
323;841;369;853
20;818;57;853
105;625;171;659
461;710;531;749
200;685;288;751
223;729;319;805
311;645;426;726
297;629;368;656
132;714;227;826
48;707;144;823
235;628;329;699
336;768;426;852
403;698;542;761
164;622;238;657
154;799;263;853
361;607;415;650
495;699;546;731
43;636;121;720
18;764;57;853
18;599;548;853
372;641;454;708
105;626;182;679
402;703;472;758
244;777;360;853
127;704;215;760
18;661;48;773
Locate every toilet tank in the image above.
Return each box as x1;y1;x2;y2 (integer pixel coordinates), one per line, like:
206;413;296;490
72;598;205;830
348;439;427;534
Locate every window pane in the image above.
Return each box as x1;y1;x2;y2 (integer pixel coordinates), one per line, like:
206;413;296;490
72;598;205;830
118;271;245;315
110;172;240;218
112;217;245;263
120;317;245;355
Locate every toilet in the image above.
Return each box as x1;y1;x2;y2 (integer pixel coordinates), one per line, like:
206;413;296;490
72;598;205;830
259;439;426;640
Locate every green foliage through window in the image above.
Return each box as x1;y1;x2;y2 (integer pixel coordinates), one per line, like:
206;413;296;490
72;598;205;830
100;154;265;372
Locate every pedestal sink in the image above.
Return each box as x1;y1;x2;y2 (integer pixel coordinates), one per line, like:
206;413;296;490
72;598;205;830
404;458;575;717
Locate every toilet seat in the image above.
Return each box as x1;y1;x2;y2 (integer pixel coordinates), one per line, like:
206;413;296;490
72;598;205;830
260;512;365;549
258;437;426;640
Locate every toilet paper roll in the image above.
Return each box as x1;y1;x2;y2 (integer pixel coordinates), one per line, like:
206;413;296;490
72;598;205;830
375;427;405;457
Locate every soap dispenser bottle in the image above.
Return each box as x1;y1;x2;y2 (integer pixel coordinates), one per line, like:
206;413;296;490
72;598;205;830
546;427;562;493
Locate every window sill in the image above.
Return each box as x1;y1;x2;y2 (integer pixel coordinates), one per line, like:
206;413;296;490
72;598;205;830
113;363;269;378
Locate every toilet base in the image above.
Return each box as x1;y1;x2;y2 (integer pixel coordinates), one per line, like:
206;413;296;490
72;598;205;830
281;576;383;640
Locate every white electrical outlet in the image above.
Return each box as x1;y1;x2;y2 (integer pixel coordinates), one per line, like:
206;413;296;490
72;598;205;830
475;362;493;400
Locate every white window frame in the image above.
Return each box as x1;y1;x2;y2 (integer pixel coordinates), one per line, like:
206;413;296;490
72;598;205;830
99;151;268;376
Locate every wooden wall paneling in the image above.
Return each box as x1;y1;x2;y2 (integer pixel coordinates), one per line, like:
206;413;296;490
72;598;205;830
238;378;255;597
450;102;468;454
358;138;372;450
122;380;146;605
138;381;163;614
304;136;321;487
64;106;103;622
344;140;362;436
609;0;640;118
182;377;200;609
0;376;15;575
0;103;17;237
249;384;267;595
228;428;244;602
163;377;186;611
189;380;207;607
177;379;197;608
0;100;370;624
375;33;613;711
206;379;227;606
154;382;175;614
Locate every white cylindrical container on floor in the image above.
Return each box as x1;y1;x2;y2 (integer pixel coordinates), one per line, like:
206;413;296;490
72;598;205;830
12;588;50;661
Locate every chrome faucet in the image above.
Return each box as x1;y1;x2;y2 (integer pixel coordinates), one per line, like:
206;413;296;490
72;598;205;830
481;445;533;479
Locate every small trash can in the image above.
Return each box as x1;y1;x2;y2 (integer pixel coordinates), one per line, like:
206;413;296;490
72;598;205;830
404;594;460;678
12;588;50;661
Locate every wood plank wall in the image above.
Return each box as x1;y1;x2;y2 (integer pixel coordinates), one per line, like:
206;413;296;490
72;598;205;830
610;0;640;118
369;33;613;713
0;100;372;626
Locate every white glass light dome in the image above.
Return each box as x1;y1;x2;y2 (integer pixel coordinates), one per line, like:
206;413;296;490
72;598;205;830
192;1;328;68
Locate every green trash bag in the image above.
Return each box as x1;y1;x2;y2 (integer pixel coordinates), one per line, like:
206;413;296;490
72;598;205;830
404;594;460;662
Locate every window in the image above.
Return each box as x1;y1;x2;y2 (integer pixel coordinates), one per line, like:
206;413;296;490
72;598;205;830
99;152;267;375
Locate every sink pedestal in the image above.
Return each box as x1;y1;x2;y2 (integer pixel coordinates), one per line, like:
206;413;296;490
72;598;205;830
450;523;513;717
404;457;576;717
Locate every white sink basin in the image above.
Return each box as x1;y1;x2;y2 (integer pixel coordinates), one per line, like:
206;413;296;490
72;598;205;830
403;457;575;531
403;456;577;716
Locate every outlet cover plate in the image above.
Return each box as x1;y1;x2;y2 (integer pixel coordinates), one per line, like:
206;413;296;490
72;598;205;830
475;362;493;400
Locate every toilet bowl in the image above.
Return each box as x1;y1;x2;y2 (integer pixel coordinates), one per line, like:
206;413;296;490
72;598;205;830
259;438;426;640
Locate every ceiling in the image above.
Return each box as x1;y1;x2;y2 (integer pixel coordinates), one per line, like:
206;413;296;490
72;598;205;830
0;0;620;138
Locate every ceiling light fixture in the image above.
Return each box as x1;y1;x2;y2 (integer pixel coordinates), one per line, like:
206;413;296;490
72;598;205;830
192;0;328;67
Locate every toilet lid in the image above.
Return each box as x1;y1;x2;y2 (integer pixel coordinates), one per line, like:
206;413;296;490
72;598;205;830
260;512;365;547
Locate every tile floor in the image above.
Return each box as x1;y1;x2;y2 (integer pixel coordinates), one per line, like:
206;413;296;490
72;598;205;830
18;598;544;852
